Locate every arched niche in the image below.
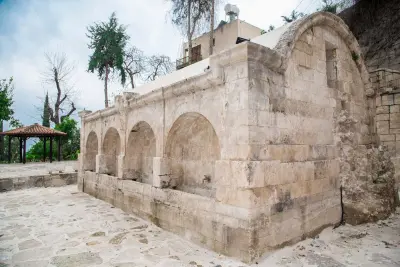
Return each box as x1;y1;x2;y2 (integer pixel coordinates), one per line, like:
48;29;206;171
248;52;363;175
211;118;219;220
165;112;221;197
84;131;98;171
102;127;121;176
124;121;156;184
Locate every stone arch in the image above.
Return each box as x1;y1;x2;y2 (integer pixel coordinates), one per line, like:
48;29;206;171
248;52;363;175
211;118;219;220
84;131;98;171
124;121;156;184
165;112;221;198
274;11;371;90
102;127;121;176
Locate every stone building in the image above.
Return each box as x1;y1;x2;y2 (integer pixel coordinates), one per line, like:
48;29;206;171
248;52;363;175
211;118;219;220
78;12;396;263
178;18;262;69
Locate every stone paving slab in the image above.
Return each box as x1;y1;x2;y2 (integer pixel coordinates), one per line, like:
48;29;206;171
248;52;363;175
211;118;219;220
0;185;400;267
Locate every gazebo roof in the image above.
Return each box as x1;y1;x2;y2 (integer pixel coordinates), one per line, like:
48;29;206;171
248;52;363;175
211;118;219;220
0;123;67;137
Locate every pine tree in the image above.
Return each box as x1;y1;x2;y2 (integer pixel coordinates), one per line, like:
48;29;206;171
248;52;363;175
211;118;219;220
87;12;129;108
42;92;50;127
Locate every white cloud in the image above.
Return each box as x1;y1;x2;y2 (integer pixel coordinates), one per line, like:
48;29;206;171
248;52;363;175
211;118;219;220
0;0;319;129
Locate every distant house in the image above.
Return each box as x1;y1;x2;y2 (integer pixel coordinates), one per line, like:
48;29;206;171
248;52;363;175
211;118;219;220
177;6;263;69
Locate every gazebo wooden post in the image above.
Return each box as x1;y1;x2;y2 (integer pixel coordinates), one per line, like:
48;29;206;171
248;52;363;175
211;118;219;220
57;136;61;161
49;137;53;163
43;137;47;162
8;136;12;163
23;137;27;164
19;137;23;163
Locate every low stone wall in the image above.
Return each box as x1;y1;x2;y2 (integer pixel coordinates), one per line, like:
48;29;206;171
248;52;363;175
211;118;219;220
0;172;77;192
80;171;340;262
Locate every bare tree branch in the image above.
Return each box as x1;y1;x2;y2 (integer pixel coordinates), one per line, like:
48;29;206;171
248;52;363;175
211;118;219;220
123;46;146;89
41;52;77;124
143;55;174;81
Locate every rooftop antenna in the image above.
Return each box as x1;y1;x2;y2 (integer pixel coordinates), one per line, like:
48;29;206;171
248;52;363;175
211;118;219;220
224;4;240;23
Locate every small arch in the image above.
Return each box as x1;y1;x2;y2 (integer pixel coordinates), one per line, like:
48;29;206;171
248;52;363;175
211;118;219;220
124;121;156;184
84;131;98;171
102;127;121;176
165;112;221;197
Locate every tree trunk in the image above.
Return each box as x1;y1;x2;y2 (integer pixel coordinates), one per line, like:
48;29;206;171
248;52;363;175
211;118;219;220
104;63;109;108
0;121;3;162
129;72;135;89
209;0;215;56
187;0;192;63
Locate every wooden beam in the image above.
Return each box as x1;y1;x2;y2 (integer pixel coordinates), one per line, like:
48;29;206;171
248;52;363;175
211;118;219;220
43;137;47;162
8;136;12;163
49;137;53;163
57;137;61;161
23;137;27;164
19;137;22;163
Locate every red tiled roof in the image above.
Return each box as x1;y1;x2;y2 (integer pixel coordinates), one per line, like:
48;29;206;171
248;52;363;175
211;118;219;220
0;123;67;137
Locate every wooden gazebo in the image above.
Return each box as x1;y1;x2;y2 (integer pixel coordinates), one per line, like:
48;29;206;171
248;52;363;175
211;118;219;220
0;123;67;164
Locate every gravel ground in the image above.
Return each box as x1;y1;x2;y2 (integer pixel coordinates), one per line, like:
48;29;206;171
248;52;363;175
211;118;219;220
0;185;399;267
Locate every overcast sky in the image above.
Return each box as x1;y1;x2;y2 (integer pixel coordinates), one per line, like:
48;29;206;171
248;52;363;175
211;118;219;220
0;0;320;129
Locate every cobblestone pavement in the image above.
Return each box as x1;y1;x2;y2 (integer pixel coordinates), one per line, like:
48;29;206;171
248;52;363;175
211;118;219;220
0;186;399;267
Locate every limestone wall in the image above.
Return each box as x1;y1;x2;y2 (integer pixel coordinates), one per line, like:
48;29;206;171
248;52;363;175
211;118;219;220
371;68;400;186
78;12;396;263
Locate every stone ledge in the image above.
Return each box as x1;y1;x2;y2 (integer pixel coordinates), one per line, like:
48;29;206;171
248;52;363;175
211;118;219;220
0;172;77;192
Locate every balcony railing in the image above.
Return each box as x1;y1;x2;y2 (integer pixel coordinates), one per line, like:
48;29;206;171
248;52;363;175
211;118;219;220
176;55;203;70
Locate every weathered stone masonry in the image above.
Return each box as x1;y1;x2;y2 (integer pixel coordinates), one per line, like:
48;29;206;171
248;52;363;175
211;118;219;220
78;12;396;263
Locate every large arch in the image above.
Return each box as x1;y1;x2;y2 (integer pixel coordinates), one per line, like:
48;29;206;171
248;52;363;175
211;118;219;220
166;112;221;197
102;127;121;176
274;11;371;89
84;131;98;171
124;121;156;184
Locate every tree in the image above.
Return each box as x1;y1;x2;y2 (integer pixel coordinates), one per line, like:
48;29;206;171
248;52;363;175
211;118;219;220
42;52;77;125
282;10;305;23
123;46;146;89
55;117;80;160
169;0;211;62
1;119;23;163
320;0;341;13
87;12;130;107
144;55;174;81
208;0;215;56
0;77;15;161
268;25;275;32
42;92;50;127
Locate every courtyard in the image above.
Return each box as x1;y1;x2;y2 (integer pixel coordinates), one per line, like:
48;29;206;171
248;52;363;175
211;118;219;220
0;185;399;267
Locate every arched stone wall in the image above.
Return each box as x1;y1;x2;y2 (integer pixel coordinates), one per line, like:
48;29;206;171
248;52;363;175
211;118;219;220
124;121;156;184
102;127;121;176
84;131;98;171
275;11;371;90
165;112;221;197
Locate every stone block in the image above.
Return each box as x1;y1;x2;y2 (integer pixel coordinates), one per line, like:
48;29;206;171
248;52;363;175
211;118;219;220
233;160;265;188
215;160;232;187
391;128;400;134
376;114;389;121
0;178;13;192
376;106;389;114
390;112;400;121
390;121;400;129
381;94;394;105
376;121;389;134
116;155;125;178
380;134;396;142
375;96;381;106
96;154;106;174
390;105;400;113
152;157;170;188
395;94;400;105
